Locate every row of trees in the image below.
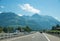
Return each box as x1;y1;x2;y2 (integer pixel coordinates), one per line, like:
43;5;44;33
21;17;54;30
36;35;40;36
52;24;60;30
17;26;32;32
0;26;14;33
0;26;32;33
47;24;60;34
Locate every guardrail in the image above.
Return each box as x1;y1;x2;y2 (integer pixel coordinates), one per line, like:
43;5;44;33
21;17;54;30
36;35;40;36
0;32;25;40
0;31;36;40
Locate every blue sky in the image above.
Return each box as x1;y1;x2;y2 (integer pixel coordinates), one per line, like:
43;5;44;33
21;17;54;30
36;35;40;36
0;0;60;21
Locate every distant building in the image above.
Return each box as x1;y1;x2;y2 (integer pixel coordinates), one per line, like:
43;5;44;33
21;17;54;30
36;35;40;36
56;28;60;30
15;30;20;33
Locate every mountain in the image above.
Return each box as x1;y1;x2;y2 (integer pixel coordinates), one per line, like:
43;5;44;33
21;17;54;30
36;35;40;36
0;12;26;26
0;12;60;30
30;14;60;30
31;14;41;18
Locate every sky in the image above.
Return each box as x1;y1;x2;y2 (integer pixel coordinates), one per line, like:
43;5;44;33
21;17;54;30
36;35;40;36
0;0;60;21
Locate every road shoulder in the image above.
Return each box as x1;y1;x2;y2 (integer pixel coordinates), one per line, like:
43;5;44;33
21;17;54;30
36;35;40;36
44;33;60;41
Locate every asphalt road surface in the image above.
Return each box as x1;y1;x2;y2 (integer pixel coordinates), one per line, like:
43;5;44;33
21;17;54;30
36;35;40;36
45;33;60;41
1;32;48;41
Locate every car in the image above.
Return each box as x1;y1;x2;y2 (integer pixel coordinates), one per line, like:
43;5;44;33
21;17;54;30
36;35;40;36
40;32;43;33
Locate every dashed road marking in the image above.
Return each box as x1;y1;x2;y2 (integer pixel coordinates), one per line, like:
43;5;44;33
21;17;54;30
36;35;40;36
32;36;35;38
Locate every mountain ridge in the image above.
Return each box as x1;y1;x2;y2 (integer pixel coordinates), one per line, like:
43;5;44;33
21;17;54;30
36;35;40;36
0;12;60;30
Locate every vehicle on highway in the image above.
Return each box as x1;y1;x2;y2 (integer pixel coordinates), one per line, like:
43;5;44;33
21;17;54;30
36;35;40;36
40;32;43;33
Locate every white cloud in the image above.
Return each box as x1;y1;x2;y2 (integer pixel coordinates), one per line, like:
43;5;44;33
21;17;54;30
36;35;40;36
19;4;40;14
17;14;23;16
0;6;5;8
54;17;60;21
54;17;58;20
0;11;2;13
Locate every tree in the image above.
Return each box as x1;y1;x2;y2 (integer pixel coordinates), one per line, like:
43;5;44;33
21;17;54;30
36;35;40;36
24;26;31;32
3;27;8;33
17;26;22;32
0;26;3;33
3;27;14;33
52;26;56;30
52;24;60;30
7;27;14;33
43;29;46;32
56;24;60;27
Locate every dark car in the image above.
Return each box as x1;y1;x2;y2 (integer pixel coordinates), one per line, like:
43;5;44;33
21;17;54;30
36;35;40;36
40;32;43;33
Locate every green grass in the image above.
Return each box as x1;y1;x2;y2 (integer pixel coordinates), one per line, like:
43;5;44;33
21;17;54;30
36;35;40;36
47;30;60;33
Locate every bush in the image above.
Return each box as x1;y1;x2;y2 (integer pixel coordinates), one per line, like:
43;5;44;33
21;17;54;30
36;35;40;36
0;26;3;33
23;26;31;32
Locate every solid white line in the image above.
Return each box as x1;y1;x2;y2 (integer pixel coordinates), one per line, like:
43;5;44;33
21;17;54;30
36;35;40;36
43;33;50;41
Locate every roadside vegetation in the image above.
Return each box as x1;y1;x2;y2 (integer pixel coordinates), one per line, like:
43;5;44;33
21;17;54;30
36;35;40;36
47;24;60;34
0;26;32;33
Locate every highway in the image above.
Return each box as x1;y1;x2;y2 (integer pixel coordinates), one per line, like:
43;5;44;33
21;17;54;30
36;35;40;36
45;33;60;41
1;32;48;41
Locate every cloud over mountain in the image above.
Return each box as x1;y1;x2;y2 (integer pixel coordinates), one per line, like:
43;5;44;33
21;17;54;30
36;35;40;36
17;14;23;16
19;4;40;14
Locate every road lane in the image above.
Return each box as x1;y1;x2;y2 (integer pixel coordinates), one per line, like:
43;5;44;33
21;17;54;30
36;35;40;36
1;32;48;41
43;33;50;41
44;33;60;41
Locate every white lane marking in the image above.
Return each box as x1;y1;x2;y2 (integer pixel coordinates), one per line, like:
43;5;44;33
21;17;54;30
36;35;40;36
32;36;35;38
43;33;50;41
